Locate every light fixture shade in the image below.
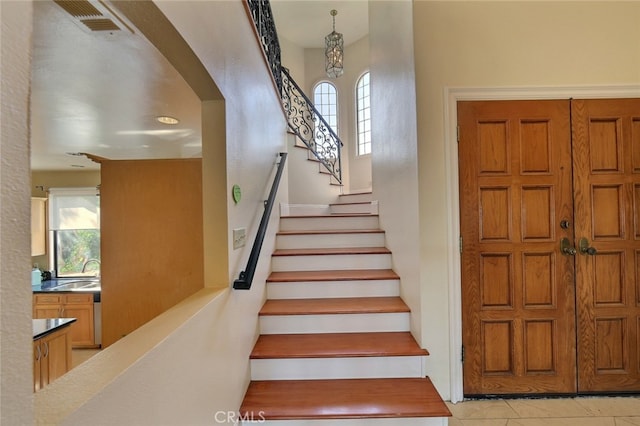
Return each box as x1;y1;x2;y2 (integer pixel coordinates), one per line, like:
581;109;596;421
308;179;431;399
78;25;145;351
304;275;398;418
325;10;343;78
325;31;344;78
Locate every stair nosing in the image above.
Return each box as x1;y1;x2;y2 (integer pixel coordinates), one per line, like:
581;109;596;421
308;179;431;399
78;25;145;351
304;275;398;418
282;214;379;219
277;229;384;236
329;201;374;206
250;332;429;359
272;247;391;256
239;377;452;420
267;269;400;282
259;297;410;316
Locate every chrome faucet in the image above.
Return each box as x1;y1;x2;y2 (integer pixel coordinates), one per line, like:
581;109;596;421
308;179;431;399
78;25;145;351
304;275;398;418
81;258;101;275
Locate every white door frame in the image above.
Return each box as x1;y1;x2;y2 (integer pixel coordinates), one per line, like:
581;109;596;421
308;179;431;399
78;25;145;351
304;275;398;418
444;85;640;403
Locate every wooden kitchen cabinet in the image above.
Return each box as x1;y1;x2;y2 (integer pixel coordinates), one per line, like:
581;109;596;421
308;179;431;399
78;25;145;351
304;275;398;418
33;293;95;348
31;197;47;256
34;324;72;391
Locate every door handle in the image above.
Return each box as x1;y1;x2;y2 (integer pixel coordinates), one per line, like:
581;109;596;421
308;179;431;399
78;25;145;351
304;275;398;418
560;237;576;255
579;237;597;255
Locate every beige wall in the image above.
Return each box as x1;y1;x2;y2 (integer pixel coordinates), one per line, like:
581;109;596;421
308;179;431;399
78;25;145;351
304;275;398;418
31;170;100;198
1;2;34;424
412;0;640;400
368;0;423;377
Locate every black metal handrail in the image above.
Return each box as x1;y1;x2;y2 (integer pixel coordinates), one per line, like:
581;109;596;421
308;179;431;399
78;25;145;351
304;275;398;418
281;67;343;183
233;152;287;290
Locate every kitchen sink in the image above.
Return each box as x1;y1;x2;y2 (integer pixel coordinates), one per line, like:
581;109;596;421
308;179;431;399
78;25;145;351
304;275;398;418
53;279;101;291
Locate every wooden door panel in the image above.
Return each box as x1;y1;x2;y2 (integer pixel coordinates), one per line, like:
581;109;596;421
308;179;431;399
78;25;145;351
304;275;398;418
572;98;640;392
459;100;576;395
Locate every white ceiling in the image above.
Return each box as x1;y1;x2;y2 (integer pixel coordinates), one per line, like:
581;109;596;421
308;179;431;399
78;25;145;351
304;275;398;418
30;0;368;171
271;0;369;48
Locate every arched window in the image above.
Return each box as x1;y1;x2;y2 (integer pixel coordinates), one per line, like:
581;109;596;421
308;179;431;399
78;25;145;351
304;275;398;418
356;72;371;155
313;81;338;142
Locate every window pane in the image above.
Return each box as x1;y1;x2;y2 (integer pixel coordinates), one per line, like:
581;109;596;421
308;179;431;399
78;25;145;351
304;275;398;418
356;72;371;156
313;81;338;157
55;229;101;277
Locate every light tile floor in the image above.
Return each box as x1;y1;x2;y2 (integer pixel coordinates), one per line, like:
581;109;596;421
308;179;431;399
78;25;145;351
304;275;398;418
71;348;101;369
447;396;640;425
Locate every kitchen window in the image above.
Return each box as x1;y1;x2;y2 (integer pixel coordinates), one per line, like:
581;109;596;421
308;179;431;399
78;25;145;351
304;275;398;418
48;187;100;278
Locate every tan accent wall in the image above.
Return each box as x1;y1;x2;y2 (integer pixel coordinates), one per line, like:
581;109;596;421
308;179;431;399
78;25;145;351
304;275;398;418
100;158;204;347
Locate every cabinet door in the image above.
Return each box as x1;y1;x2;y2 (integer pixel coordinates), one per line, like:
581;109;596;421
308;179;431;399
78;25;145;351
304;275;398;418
43;329;71;384
33;294;62;319
62;295;94;347
34;305;61;319
33;341;43;392
63;304;94;347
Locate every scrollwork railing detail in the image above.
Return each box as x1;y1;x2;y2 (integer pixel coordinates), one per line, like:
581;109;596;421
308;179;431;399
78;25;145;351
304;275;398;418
246;0;282;92
245;0;342;183
281;67;342;183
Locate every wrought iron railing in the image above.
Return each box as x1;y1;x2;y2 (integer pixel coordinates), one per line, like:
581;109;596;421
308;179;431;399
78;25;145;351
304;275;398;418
246;0;282;93
244;0;343;184
281;67;342;183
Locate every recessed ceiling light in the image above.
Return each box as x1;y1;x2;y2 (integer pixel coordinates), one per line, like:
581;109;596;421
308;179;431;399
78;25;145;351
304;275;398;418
70;164;85;168
156;116;179;125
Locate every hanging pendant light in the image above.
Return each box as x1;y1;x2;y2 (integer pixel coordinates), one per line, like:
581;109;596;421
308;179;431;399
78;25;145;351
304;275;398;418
325;9;344;78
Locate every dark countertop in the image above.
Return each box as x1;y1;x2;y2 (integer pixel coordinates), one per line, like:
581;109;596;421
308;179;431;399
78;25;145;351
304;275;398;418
33;278;101;302
33;318;77;340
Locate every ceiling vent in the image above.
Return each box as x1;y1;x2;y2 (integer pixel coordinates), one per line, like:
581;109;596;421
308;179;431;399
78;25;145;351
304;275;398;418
53;0;102;18
53;0;133;34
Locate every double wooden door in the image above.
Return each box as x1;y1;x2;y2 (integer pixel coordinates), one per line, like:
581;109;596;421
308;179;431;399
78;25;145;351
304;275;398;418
459;98;640;395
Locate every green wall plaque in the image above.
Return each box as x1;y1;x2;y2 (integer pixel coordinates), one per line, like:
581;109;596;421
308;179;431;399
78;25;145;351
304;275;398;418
232;184;241;204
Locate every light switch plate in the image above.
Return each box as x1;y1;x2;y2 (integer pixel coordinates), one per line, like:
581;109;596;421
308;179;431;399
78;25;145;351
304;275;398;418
233;228;246;249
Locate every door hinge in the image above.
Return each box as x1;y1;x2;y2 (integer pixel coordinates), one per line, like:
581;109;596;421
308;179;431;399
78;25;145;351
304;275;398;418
456;125;460;143
461;345;465;363
459;236;463;254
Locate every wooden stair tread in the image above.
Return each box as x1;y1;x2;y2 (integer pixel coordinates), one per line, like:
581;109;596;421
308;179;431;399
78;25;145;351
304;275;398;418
239;377;451;420
282;213;378;219
251;332;428;359
259;297;409;316
340;191;372;196
330;201;373;206
272;247;391;256
267;269;400;282
277;229;384;235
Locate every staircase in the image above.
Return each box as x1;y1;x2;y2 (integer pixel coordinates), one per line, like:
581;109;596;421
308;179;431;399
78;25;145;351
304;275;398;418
239;192;451;425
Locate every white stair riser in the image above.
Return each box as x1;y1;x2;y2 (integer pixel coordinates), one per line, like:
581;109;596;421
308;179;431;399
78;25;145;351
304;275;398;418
272;253;392;272
276;232;385;250
267;280;400;299
280;216;379;231
330;204;375;215
259;312;410;334
241;417;449;426
251;356;426;380
337;193;373;204
281;204;331;216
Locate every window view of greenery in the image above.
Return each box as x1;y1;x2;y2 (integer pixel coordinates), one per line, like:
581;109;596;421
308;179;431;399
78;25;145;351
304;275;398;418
49;188;101;279
55;230;100;277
